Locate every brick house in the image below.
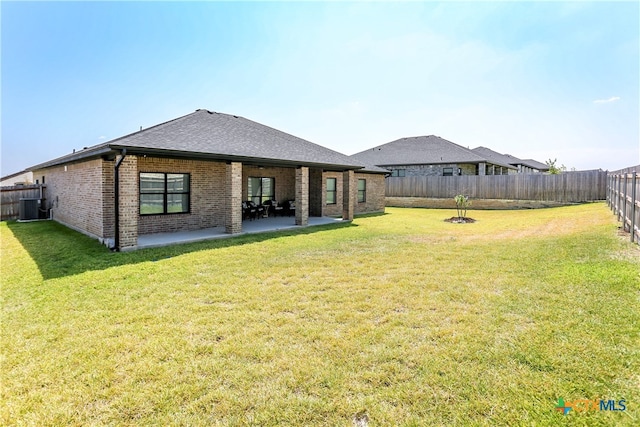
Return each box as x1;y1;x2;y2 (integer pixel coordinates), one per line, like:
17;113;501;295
30;109;387;251
350;135;517;177
472;147;549;174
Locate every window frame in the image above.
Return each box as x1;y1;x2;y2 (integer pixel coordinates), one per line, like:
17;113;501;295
357;178;366;203
326;177;337;205
139;172;191;215
247;176;275;205
391;169;406;177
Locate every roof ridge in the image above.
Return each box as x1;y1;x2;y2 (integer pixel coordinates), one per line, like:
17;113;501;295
233;114;315;144
108;110;203;147
225;113;354;159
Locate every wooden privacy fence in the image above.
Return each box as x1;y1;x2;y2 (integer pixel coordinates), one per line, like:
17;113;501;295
607;167;639;244
0;184;46;221
386;170;607;202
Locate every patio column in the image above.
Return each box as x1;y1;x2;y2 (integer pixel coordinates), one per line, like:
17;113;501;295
225;161;242;234
478;162;486;176
342;170;355;221
117;155;138;250
295;166;309;226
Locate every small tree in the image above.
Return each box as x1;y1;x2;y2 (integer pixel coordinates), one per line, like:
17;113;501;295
454;194;471;220
546;158;567;174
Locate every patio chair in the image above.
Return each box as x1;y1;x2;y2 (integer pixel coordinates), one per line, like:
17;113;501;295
273;200;284;217
286;200;296;217
264;200;284;217
243;201;258;220
248;201;264;219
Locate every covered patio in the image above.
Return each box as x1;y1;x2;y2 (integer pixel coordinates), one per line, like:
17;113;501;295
137;215;345;249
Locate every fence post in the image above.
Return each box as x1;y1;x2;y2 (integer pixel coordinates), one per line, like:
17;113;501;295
612;174;616;209
622;173;629;231
617;174;622;221
607;175;613;210
612;174;616;208
612;174;616;214
611;174;615;209
631;172;637;243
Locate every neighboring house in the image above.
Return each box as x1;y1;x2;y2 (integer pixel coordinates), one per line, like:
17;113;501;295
0;170;34;187
30;109;387;251
350;135;517;177
472;147;549;173
517;158;550;173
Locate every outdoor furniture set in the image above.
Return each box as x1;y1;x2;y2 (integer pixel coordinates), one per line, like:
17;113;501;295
242;200;296;220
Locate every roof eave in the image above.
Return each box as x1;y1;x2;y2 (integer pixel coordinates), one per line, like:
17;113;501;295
30;146;115;170
111;146;365;171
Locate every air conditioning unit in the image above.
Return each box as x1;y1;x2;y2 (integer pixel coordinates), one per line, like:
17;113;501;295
19;198;41;221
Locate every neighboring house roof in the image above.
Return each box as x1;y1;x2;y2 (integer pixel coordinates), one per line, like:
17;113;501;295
472;147;549;171
472;146;523;167
30;109;385;172
355;161;391;174
350;136;516;169
0;170;33;186
519;158;549;171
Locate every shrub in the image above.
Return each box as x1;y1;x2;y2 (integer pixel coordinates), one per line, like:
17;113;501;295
454;194;471;220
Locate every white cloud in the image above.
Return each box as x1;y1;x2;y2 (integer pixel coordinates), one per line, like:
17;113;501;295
593;96;620;104
98;136;106;140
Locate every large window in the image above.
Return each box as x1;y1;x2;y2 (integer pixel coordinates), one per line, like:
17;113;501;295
443;168;454;176
391;169;406;177
140;173;190;215
357;179;366;203
326;178;337;205
248;177;275;204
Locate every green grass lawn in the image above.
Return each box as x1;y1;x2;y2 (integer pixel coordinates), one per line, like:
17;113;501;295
2;203;639;426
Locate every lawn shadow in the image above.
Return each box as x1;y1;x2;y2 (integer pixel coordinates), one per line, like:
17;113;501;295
354;211;389;219
5;219;357;280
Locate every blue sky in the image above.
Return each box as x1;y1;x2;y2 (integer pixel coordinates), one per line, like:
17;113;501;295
2;1;638;175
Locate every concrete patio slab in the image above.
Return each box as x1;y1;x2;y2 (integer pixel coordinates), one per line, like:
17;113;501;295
137;216;345;249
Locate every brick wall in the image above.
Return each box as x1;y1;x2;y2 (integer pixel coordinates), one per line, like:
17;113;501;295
102;160;115;241
34;158;110;242
36;156;387;250
354;172;385;214
322;171;343;217
309;168;323;216
319;171;386;216
137;157;226;235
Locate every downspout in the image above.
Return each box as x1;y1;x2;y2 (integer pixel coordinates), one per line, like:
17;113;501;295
114;149;127;251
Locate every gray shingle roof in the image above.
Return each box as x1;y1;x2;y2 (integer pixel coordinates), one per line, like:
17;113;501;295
350;136;515;169
472;147;549;171
32;109;386;172
519;159;550;171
